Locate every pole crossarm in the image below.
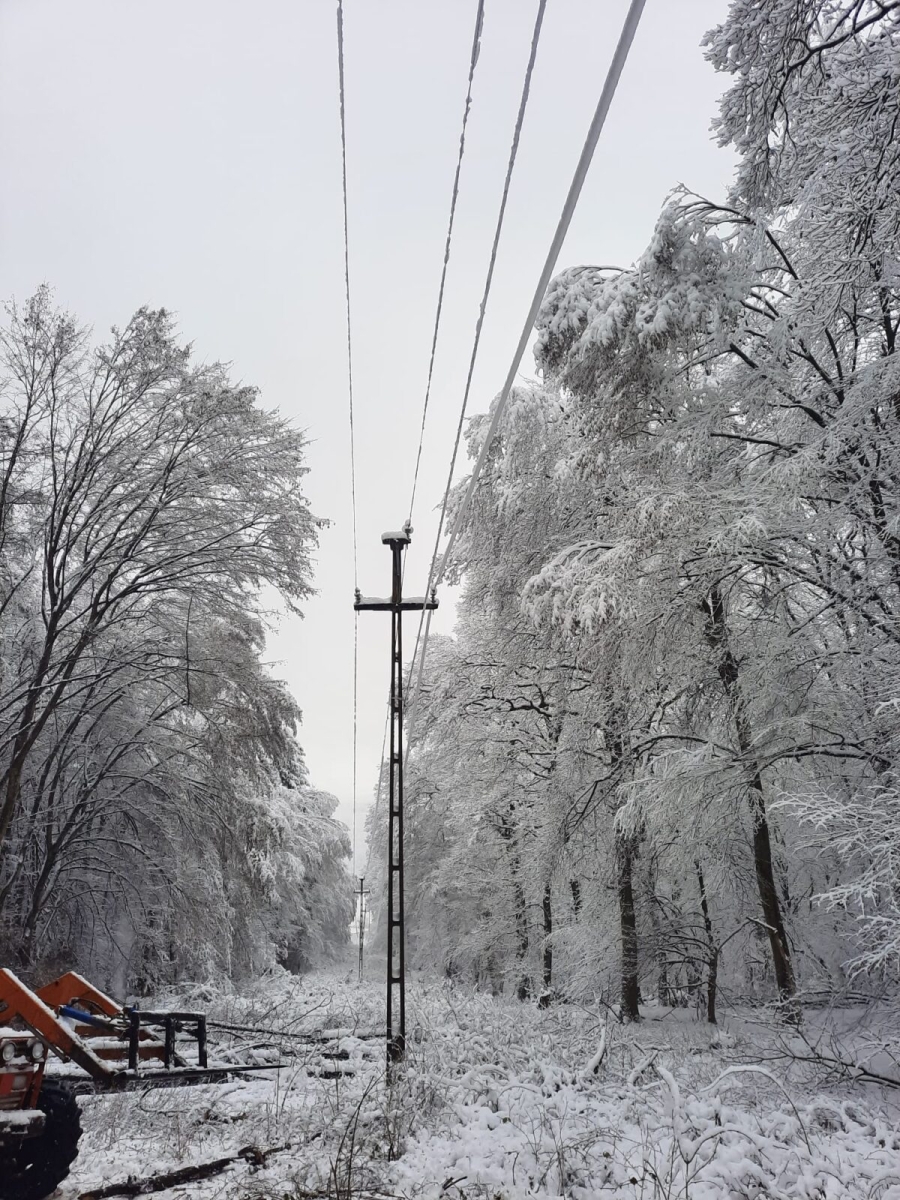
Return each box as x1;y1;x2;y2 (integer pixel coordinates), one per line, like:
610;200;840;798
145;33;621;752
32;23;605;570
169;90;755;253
355;596;438;612
356;877;370;983
354;524;438;1074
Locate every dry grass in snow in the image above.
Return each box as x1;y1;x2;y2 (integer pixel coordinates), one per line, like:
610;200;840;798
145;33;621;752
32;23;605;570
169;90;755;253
59;967;900;1200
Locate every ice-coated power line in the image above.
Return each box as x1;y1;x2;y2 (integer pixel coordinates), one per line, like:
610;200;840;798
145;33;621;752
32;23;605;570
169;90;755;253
337;0;358;589
336;0;360;871
404;0;648;761
368;0;486;857
407;0;486;529
405;0;549;728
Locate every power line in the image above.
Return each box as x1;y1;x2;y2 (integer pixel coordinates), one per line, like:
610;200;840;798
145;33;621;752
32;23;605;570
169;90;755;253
404;0;550;757
407;0;486;528
445;0;648;570
337;0;360;872
404;0;648;760
370;0;487;862
336;0;358;587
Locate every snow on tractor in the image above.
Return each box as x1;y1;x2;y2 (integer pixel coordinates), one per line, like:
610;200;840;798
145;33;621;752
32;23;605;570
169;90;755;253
0;968;278;1200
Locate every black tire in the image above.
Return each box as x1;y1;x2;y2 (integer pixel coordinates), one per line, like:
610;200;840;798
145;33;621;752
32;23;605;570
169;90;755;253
0;1080;82;1200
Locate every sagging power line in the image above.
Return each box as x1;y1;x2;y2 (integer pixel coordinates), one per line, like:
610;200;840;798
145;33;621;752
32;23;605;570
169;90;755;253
404;0;648;765
336;0;360;874
405;0;550;769
407;0;487;530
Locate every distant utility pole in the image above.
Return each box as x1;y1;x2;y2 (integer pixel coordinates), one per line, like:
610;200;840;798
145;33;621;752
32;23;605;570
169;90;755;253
356;876;369;981
355;524;437;1072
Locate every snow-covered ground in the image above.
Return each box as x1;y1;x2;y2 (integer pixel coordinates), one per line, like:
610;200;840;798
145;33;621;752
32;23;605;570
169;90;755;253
61;967;900;1199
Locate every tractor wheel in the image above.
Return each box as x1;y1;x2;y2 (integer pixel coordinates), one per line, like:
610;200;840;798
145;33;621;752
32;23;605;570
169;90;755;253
0;1080;82;1200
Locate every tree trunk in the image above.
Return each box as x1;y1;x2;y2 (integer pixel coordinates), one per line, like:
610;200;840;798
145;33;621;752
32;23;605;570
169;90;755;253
540;881;553;1003
705;587;797;1011
657;956;670;1006
498;813;530;1000
608;722;642;1023
647;863;669;1006
696;862;718;1025
513;874;530;1001
617;833;640;1022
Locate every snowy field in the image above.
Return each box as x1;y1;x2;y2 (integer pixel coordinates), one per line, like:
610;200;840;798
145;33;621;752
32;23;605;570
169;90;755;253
60;966;900;1200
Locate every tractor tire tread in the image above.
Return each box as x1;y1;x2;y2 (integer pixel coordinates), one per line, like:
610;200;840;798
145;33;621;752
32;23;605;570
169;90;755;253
0;1078;82;1200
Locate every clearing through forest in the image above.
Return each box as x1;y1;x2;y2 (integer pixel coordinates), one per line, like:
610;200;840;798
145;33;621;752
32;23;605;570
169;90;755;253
57;966;900;1200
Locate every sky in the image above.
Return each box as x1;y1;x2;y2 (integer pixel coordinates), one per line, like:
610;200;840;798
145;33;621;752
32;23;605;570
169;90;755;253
0;0;735;876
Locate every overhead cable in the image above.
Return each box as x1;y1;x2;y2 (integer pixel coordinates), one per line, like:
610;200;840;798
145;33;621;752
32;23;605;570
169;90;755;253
337;0;360;873
405;0;648;762
383;0;487;825
406;0;549;730
407;0;487;528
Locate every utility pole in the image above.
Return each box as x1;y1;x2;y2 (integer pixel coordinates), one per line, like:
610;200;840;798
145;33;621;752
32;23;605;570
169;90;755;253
356;876;369;981
355;524;437;1071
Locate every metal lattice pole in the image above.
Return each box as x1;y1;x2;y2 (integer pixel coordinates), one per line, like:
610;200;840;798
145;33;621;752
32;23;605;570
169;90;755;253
357;876;369;982
387;537;404;1064
355;525;437;1074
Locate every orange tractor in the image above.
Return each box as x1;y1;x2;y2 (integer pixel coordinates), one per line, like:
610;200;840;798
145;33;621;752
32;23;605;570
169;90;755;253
0;968;275;1200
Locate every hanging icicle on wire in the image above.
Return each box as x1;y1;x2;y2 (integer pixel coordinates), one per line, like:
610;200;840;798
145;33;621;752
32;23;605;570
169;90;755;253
404;0;648;765
337;0;360;874
404;0;550;762
407;0;486;529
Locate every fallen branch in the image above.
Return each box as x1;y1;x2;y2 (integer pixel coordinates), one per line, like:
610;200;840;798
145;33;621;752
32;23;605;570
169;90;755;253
208;1020;387;1044
583;1026;608;1077
78;1143;291;1198
785;1046;900;1090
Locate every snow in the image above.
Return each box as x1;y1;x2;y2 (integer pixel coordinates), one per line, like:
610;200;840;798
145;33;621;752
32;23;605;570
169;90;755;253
0;1108;43;1130
57;967;900;1200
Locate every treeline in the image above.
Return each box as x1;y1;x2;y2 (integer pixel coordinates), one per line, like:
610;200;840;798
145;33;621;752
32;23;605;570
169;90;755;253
0;292;352;992
377;0;900;1017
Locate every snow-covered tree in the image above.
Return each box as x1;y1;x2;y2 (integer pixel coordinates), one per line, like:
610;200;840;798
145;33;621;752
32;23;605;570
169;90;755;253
398;0;900;1013
0;291;351;989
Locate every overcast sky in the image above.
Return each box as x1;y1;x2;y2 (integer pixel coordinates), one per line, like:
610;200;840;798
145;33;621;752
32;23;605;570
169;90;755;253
0;0;735;875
